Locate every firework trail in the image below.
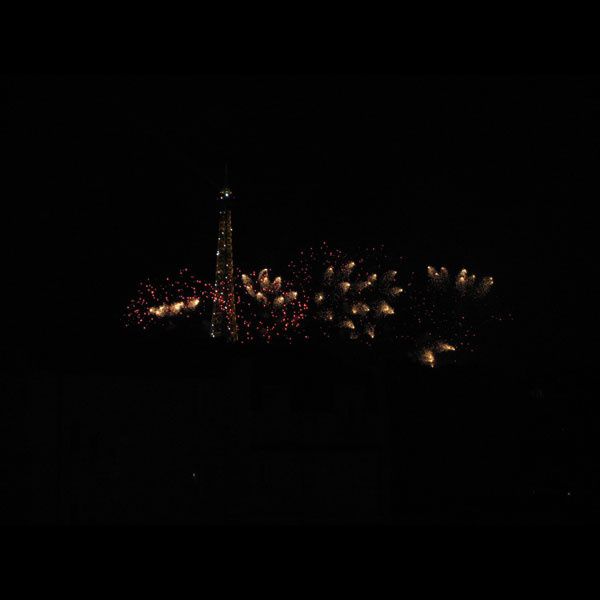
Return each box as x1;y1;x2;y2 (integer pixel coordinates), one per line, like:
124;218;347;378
288;242;404;341
237;268;308;343
125;268;211;330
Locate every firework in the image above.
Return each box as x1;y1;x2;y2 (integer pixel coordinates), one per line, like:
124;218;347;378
400;264;497;364
123;246;501;364
418;341;457;368
288;242;404;341
125;268;211;330
428;265;494;299
237;268;308;343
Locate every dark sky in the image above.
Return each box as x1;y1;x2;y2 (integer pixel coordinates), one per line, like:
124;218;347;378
3;75;594;371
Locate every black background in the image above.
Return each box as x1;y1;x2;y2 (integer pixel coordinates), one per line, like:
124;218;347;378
2;75;594;524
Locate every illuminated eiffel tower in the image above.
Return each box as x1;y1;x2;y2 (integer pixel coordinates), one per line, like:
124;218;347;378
210;183;238;342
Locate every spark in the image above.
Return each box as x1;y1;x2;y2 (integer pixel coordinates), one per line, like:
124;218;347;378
421;348;436;368
377;301;395;316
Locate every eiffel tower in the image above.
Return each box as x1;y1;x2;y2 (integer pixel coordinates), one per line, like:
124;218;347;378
210;184;238;341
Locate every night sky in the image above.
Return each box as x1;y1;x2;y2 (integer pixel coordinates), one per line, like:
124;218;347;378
4;75;593;372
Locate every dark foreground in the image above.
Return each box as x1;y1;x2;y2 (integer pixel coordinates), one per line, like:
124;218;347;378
7;342;593;525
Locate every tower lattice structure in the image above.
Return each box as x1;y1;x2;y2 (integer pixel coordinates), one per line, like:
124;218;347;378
210;187;238;341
